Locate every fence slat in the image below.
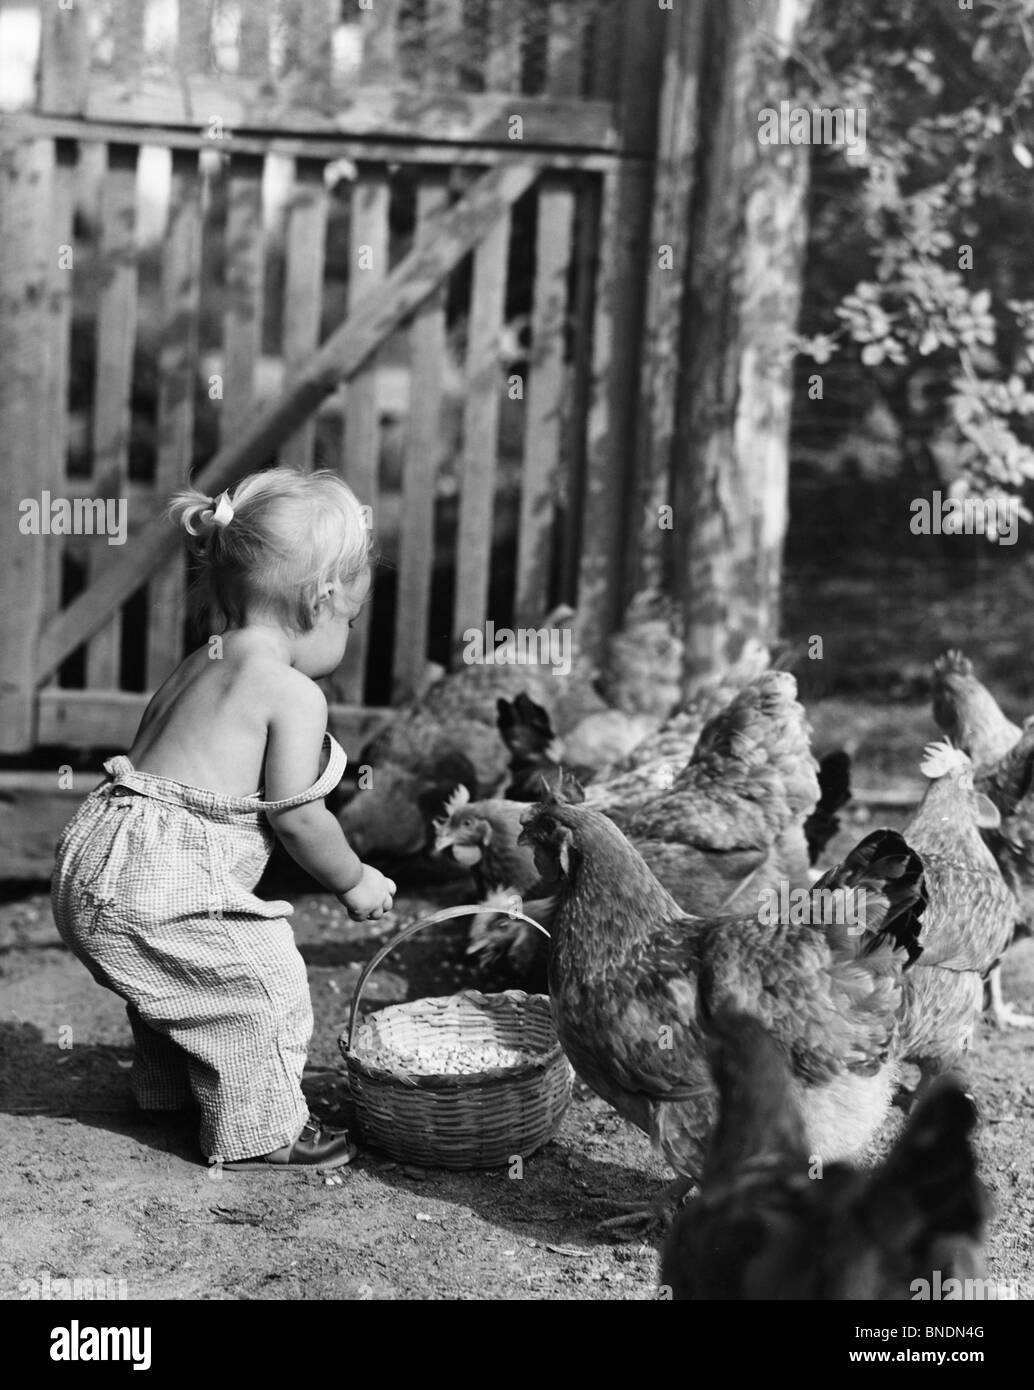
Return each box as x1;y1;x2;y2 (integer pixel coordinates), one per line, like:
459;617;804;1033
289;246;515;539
177;0;210;74
486;0;524;91
0;137;53;751
38;1;90;116
293;0;337;86
361;0;401;83
86;141;139;691
221;153;265;446
545;1;588;97
148;148;203;688
279;158;328;472
392;174;449;702
334;166;391;704
239;0;272;77
558;173;598;604
111;0;145;79
37;163;540;683
42;140;77;628
425;0;463;87
452;209;512;649
515;175;574;624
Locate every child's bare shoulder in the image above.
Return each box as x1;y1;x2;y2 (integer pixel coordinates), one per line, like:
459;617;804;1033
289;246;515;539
240;654;327;722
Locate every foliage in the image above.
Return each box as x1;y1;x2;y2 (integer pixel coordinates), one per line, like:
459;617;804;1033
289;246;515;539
793;0;1034;506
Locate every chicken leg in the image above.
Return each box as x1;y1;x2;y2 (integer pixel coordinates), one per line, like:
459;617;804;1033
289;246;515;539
987;964;1034;1028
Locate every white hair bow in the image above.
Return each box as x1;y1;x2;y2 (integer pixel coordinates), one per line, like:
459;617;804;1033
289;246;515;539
211;491;235;528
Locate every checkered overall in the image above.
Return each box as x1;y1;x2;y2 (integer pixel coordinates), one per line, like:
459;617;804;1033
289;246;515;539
51;735;347;1162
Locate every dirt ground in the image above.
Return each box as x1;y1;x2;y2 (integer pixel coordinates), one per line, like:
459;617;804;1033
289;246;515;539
1;705;1033;1302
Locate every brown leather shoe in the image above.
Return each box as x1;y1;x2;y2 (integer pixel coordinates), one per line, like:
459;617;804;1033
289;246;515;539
224;1117;358;1171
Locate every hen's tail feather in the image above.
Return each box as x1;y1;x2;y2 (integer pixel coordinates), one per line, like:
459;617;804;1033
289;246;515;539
804;750;852;865
814;829;926;967
496;692;556;762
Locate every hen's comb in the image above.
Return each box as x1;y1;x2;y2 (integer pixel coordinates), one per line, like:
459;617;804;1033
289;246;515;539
442;783;471;818
920;740;970;780
432;782;471;835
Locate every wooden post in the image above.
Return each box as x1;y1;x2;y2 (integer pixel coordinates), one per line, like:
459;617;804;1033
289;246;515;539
673;0;815;692
0;137;53;751
575;2;663;662
627;0;705;598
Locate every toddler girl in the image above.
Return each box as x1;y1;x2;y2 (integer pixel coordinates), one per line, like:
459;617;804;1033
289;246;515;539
52;468;395;1171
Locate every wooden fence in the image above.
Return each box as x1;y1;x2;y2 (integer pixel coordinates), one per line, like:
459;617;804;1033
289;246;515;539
0;0;693;759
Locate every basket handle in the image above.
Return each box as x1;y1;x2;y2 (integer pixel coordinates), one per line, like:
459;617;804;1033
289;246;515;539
344;903;550;1053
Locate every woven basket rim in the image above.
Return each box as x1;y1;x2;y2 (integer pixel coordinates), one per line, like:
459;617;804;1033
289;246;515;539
340;988;564;1088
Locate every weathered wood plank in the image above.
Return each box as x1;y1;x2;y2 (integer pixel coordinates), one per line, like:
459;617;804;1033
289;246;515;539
41;140;77;628
360;0;401;84
545;0;589;97
86;141;139;691
0;771;94;881
11;113;632;170
576;160;653;661
177;0;211;74
424;0;463;87
515;176;574;625
111;0;146;79
577;2;661;656
37;0;90;116
289;0;337;87
76;75;626;151
147;148;203;689
279;158;329;472
486;0;524;92
334;167;391;703
36;164;540;683
391;175;449;702
221;153;265;445
628;0;704;595
452;211;512;649
36;688;390;757
239;0;272;77
558;173;599;604
0;136;52;751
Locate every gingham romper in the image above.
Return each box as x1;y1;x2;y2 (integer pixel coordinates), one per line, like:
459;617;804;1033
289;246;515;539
51;734;347;1162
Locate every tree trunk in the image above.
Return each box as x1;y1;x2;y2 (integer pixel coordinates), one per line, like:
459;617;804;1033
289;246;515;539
673;0;814;693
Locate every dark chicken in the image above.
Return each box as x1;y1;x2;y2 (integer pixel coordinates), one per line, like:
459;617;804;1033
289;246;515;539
660;1010;987;1300
805;750;853;867
932;649;1034;1026
518;800;925;1228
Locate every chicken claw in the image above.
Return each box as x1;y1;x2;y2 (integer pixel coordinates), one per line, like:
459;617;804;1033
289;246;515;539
595;1177;695;1241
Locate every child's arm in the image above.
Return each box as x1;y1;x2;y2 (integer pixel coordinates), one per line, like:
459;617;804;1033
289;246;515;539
264;675;394;916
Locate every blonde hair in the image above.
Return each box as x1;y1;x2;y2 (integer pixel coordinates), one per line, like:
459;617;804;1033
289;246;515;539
169;468;373;633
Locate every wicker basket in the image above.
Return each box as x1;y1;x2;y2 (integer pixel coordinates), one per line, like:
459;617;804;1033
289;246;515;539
339;906;573;1170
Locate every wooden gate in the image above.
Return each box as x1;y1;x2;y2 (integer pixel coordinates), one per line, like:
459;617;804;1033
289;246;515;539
0;0;673;758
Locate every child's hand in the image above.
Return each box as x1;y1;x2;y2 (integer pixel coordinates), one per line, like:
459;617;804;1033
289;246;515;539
339;864;396;922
